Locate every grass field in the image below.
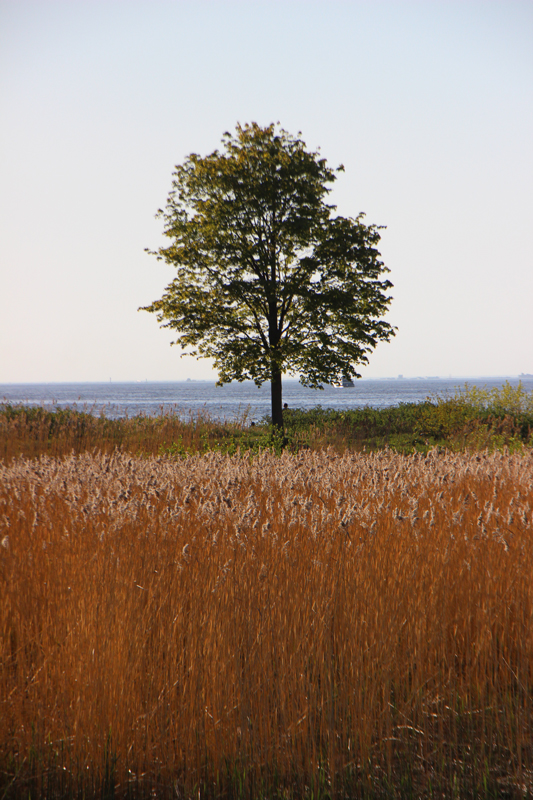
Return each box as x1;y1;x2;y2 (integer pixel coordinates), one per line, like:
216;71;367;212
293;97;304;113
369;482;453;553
2;441;533;798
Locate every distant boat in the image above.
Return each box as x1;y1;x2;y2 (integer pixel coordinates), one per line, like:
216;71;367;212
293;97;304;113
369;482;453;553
332;377;355;388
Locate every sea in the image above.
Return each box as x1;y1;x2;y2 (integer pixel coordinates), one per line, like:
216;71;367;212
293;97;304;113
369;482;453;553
1;377;532;423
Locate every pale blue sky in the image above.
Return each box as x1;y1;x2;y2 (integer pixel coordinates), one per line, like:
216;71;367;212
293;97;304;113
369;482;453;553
1;0;532;382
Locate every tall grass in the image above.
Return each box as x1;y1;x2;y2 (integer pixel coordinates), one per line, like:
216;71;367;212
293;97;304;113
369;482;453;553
2;448;533;798
0;405;258;462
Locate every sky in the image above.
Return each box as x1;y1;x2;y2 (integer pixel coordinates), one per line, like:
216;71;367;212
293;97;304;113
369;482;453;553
1;0;532;383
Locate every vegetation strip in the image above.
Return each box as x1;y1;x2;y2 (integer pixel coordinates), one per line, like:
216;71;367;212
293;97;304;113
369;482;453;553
1;381;532;461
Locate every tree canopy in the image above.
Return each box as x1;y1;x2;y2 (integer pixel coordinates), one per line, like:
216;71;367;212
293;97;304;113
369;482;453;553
141;122;395;428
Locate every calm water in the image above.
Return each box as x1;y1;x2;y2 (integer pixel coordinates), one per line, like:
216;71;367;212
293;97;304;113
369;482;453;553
1;377;532;423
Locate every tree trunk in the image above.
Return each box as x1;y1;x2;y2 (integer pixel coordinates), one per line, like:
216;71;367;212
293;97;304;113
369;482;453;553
271;368;283;430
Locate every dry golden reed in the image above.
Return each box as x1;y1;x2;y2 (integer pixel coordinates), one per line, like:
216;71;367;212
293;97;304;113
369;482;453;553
0;406;230;463
1;448;533;798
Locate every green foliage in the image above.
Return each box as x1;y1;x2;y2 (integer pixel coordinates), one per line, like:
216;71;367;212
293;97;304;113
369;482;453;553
160;423;288;459
280;382;533;453
446;380;533;415
141;122;395;426
420;382;533;450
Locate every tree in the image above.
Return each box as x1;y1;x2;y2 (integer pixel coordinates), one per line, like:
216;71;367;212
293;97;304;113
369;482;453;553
141;122;395;429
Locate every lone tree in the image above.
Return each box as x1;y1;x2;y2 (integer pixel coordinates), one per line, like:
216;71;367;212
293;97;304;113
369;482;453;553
142;123;395;428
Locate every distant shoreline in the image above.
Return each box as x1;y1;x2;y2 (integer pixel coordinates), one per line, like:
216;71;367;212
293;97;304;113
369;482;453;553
1;374;531;386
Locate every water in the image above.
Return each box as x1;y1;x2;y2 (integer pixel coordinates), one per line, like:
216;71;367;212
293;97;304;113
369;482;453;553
1;377;531;423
